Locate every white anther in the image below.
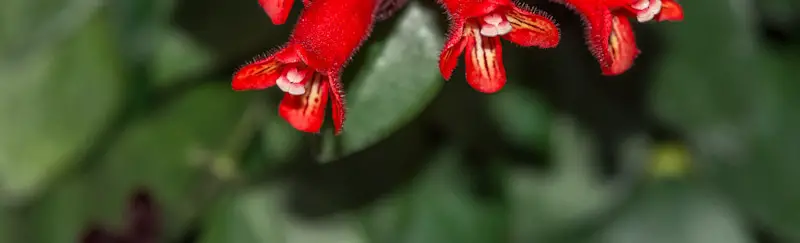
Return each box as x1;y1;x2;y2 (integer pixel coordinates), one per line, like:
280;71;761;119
285;68;306;83
480;14;512;37
636;0;662;22
276;68;307;95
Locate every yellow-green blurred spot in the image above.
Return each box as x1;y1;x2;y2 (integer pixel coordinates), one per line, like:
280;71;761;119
648;142;691;179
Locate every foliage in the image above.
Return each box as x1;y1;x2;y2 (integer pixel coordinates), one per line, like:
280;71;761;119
0;0;799;242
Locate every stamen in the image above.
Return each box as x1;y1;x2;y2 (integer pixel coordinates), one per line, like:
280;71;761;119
276;67;309;95
636;0;662;22
480;13;512;37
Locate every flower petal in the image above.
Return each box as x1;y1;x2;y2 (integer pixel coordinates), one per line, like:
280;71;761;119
328;75;346;135
560;0;615;68
232;56;282;91
504;5;560;48
465;24;507;93
279;73;329;133
656;0;684;21
259;0;295;25
602;13;639;75
439;21;468;80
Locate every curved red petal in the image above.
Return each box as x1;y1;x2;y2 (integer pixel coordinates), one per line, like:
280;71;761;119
465;25;507;93
602;13;639;75
656;0;684;21
439;22;468;80
232;56;282;91
503;5;560;48
279;73;329;133
557;0;614;68
259;0;295;25
328;74;346;135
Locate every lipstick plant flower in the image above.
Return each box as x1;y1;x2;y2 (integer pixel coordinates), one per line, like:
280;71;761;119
438;0;560;93
233;0;378;134
237;0;684;134
554;0;684;75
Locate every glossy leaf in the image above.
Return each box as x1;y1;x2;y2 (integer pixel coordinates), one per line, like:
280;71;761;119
317;2;444;162
200;186;368;243
0;15;122;204
24;84;249;243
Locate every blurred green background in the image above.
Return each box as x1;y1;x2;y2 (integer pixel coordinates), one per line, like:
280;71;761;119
1;0;799;242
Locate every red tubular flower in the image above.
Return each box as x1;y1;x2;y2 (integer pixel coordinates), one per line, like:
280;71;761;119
439;0;560;93
234;0;377;134
555;0;684;75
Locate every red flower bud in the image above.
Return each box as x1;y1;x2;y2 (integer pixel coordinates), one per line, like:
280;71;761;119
438;0;560;93
234;0;378;134
554;0;684;75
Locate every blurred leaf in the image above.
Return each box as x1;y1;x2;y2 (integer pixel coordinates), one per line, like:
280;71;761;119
486;83;551;149
261;105;304;164
0;15;122;204
0;0;102;58
24;84;250;243
503;116;618;243
653;0;764;130
652;0;800;239
707;48;800;241
360;145;507;243
317;2;444;162
757;0;800;25
200;186;367;243
152;28;214;86
598;182;752;243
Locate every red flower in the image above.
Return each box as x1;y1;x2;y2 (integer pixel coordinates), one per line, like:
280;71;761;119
438;0;560;93
234;0;377;134
555;0;684;75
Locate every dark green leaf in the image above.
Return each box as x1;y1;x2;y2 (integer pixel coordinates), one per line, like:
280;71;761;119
360;145;507;243
200;186;368;243
23;84;250;242
317;2;444;162
0;15;122;204
652;0;800;239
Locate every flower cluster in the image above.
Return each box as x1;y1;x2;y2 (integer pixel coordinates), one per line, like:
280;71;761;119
234;0;683;134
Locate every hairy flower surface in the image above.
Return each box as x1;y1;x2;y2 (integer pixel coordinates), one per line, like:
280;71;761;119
555;0;683;75
235;0;377;134
438;0;560;93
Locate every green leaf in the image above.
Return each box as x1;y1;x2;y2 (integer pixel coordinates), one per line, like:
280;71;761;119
0;15;122;204
706;48;800;241
652;0;800;239
503;117;618;242
360;145;507;243
486;83;551;149
317;2;444;162
23;84;250;243
200;186;368;243
598;182;752;243
151;28;214;86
